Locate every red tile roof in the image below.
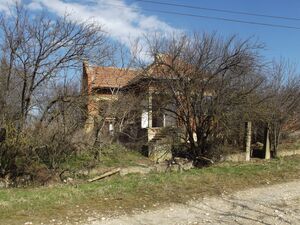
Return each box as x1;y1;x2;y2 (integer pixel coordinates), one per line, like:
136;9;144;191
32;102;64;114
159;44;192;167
83;55;191;90
84;64;138;89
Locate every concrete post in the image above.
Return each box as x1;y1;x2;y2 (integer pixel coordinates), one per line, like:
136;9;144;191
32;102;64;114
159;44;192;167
264;124;271;160
245;121;252;161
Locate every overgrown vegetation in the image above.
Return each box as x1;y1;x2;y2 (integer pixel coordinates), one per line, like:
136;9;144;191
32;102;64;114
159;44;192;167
0;3;299;186
143;34;300;159
0;155;299;225
0;4;108;182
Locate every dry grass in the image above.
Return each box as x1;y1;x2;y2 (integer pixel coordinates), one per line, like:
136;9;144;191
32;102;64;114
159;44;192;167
0;155;300;225
278;132;300;151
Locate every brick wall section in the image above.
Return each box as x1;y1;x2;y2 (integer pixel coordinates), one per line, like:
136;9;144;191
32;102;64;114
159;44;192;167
82;62;139;131
82;62;98;120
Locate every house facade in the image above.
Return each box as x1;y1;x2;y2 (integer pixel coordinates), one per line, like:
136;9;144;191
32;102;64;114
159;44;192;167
82;59;178;147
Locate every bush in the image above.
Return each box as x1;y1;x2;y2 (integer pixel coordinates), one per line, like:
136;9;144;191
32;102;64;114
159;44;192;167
0;123;80;185
0;124;29;179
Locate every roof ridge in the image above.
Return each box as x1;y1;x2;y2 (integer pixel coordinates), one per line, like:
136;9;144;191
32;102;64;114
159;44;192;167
88;64;138;71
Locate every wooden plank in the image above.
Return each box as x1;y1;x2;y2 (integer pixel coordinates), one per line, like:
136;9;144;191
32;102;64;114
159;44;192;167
88;168;121;182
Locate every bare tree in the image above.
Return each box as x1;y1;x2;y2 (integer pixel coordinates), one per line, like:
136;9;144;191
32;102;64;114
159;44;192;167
264;60;300;156
0;4;108;129
144;33;265;158
0;3;110;179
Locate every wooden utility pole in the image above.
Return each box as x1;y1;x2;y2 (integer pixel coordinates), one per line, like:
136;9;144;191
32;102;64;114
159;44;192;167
245;121;252;161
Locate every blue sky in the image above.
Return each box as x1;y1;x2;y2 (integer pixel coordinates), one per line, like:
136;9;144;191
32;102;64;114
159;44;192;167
1;0;299;70
132;0;300;68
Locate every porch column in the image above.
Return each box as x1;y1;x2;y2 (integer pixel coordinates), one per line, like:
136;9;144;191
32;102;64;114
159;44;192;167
148;89;153;128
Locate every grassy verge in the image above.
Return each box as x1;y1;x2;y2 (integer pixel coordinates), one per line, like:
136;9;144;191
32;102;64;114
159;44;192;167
61;145;152;172
1;155;300;225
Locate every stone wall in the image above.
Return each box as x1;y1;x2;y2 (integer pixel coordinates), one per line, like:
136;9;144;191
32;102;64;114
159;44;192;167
148;139;173;163
222;152;247;162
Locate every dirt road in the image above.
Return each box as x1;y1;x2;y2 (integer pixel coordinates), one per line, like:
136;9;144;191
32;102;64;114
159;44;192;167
86;180;300;225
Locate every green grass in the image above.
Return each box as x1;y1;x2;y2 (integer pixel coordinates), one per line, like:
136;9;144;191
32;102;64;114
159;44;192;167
61;145;151;172
1;156;300;225
100;150;150;167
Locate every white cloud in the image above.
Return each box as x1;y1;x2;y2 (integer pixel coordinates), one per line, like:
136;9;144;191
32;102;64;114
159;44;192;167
0;0;19;13
27;1;42;10
28;0;179;58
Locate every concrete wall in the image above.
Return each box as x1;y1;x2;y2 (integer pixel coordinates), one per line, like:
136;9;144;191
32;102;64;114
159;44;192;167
222;148;300;162
147;127;162;141
277;149;300;157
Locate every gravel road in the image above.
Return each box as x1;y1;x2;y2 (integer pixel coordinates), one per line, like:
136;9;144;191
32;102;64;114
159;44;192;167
87;180;300;225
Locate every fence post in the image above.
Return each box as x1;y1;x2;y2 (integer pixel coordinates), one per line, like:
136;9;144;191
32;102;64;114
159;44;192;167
264;124;271;160
245;121;252;161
